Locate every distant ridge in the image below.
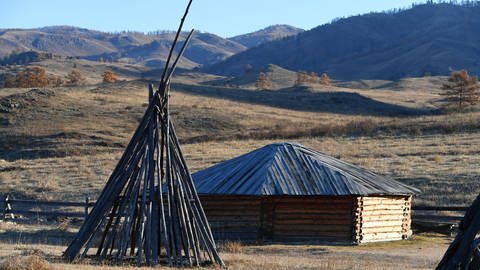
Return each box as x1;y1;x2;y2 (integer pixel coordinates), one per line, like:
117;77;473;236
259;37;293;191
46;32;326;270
0;24;302;69
206;2;480;80
229;24;304;48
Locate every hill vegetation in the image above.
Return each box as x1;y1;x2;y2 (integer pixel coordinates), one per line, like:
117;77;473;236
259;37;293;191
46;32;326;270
206;2;480;80
229;24;304;48
0;25;302;69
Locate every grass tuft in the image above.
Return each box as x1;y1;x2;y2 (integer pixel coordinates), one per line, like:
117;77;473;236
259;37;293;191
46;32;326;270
0;255;50;270
219;241;243;253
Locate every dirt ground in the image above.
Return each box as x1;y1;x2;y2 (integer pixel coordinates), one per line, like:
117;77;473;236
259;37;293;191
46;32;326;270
0;219;451;270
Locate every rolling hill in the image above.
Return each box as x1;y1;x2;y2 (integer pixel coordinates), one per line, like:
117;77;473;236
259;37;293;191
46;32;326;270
206;3;480;80
229;24;304;48
0;25;302;69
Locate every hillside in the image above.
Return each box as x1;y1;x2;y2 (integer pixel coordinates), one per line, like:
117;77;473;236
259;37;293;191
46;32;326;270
0;24;303;69
0;26;245;69
206;3;480;80
229;24;304;48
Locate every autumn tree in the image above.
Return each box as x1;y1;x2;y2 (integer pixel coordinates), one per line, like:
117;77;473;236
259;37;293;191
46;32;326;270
4;66;48;88
102;70;117;83
4;74;16;88
295;71;309;85
319;73;331;85
295;71;323;86
255;72;272;90
441;69;480;111
66;69;85;85
47;74;64;87
2;67;65;88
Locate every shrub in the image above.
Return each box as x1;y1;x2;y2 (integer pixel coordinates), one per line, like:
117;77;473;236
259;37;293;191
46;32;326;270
2;67;49;88
102;70;117;83
0;255;50;270
65;69;85;85
218;241;243;253
255;72;272;90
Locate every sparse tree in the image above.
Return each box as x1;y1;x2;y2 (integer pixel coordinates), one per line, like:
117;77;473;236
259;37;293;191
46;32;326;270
47;74;64;87
102;70;117;83
319;73;331;85
3;74;16;88
255;72;272;90
441;69;480;111
309;72;319;83
12;66;48;88
295;71;309;86
296;71;321;86
66;69;85;85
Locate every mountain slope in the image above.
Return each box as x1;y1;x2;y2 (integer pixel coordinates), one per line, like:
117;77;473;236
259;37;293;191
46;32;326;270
206;3;480;80
0;25;303;69
0;26;246;69
229;24;304;48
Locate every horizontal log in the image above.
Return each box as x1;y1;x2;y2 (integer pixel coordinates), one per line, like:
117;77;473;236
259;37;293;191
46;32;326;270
412;215;463;222
210;225;259;232
360;215;406;222
273;197;355;204
274;234;352;242
8;199;93;207
274;224;352;232
360;232;405;242
360;226;403;234
204;210;260;216
209;220;260;227
360;220;404;228
9;209;85;218
207;214;260;222
360;201;409;207
360;196;408;201
213;232;259;240
360;204;406;211
360;209;408;215
274;217;353;225
276;201;353;208
275;208;352;215
412;206;467;211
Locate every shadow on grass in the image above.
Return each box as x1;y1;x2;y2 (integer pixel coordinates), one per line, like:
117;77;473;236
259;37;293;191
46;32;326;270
0;229;76;246
173;83;432;117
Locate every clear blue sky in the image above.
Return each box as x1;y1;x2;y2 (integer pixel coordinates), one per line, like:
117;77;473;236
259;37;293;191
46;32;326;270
1;0;428;37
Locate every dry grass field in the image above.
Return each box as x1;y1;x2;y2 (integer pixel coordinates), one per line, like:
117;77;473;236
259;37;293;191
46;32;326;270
1;62;479;268
0;223;452;270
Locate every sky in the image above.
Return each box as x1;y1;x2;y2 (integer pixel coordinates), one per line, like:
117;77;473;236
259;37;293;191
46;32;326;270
1;0;429;37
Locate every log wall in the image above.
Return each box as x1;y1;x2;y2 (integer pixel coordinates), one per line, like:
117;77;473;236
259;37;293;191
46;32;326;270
199;195;356;243
200;195;412;244
199;196;262;241
272;196;355;243
353;196;412;243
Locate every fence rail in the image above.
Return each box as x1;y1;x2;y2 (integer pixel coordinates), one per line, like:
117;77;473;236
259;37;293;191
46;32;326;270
412;205;467;235
2;195;95;220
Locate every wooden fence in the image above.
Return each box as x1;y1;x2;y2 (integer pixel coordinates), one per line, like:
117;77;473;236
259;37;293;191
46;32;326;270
0;195;468;236
411;205;468;235
1;195;95;220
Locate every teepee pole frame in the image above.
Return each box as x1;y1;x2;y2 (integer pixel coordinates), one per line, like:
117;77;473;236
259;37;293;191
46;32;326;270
63;0;224;266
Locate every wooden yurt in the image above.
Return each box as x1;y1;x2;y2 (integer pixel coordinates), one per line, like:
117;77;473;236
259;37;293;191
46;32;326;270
192;142;420;244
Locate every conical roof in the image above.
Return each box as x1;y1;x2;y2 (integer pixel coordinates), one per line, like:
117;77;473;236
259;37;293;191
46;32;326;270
192;142;420;196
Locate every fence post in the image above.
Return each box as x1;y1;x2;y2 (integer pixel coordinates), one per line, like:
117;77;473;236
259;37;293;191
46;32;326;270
3;195;14;219
1;195;5;220
84;196;90;220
